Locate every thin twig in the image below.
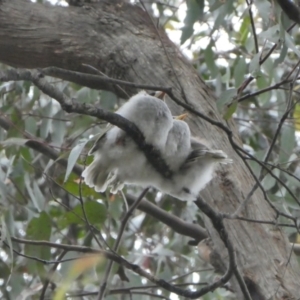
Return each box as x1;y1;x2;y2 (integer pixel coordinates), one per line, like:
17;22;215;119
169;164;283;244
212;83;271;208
233;63;300;216
194;196;252;300
97;188;150;300
11;236;235;299
246;0;259;54
39;250;67;300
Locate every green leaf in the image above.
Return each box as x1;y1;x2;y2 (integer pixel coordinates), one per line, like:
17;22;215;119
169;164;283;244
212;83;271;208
64;140;89;182
223;102;237;120
249;53;261;76
75;87;89;103
285;32;300;57
25;212;52;274
62;173;99;198
256;76;270;105
293;104;300;131
40;101;53;139
254;0;271;23
234;57;247;88
24;173;41;211
260;25;280;43
204;46;218;77
248;149;268;177
274;44;288;67
0;259;10;284
59;201;107;228
25;116;37;136
211;0;233;33
25;212;51;242
33;181;46;211
279;125;295;163
6;109;25;145
216;88;237;111
0;167;8;203
100;90;118;110
52;110;67;147
180;0;204;45
262;169;279;191
0;138;29;147
75;86;99;103
238;15;250;46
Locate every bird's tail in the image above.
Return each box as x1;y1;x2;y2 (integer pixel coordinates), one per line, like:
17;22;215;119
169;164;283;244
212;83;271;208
82;160;109;192
105;171;125;194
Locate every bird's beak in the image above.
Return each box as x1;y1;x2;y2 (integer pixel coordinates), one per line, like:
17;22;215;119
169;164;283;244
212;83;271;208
174;113;188;120
154;91;166;101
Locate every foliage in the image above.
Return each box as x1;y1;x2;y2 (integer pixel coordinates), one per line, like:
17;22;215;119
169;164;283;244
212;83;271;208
0;0;299;299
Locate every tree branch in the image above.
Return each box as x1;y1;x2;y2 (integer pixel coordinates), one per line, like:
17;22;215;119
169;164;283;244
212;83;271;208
11;236;232;299
0;68;173;178
194;197;252;300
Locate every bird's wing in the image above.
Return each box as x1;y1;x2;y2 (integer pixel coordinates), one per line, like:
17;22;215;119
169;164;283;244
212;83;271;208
185;148;232;165
88;124;113;155
185;137;230;165
185;149;208;164
186;139;210;163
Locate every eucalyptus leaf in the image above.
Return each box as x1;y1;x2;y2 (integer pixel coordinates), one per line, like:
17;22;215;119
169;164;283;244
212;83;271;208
25;212;51;274
60;201;107;227
279;125;295;163
0;138;29;147
24;173;41;212
285;32;300;57
52;109;67;147
234;57;247;87
64;140;89;182
40;101;53;139
204;46;218;77
259;25;280;43
216;88;237;111
223;102;237;120
249;53;261;75
262;169;279;191
180;0;204;44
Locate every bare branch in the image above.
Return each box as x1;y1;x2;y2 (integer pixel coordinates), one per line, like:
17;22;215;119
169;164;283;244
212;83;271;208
11;236;233;298
194;197;252;300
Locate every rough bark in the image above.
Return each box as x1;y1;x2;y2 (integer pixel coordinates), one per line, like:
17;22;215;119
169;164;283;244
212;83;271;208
0;0;299;298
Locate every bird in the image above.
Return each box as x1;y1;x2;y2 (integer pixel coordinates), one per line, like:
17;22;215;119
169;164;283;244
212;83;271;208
83;90;232;201
107;114;233;202
161;113;191;171
106;113;192;194
155;137;232;201
82;90;173;192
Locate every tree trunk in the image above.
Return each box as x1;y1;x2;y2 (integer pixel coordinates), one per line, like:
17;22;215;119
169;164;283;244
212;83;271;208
0;0;299;298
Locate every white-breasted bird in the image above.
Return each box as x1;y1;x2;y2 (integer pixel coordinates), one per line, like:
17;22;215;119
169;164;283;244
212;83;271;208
82;91;173;192
83;91;232;201
155;137;232;201
107;121;232;201
160;114;191;171
106;114;192;194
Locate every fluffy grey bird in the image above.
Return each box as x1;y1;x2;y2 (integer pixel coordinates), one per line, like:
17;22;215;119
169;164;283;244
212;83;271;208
107;119;232;201
106;114;192;194
83;91;232;201
156;137;232;201
161;114;191;171
82;91;173;192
